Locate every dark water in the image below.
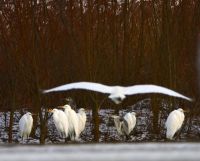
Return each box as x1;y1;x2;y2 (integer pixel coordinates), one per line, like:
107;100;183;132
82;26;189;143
0;99;199;144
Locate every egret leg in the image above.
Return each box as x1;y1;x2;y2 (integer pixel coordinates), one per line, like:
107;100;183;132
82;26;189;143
26;138;29;144
59;132;64;139
174;129;182;141
71;131;77;142
122;135;127;142
65;138;68;143
126;135;131;142
165;137;174;142
64;134;70;143
21;137;24;144
17;135;20;143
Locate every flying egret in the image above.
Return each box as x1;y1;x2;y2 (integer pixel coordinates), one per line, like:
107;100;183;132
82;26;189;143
165;108;186;140
76;108;87;138
59;104;79;141
19;112;34;141
49;108;69;138
42;82;192;104
111;112;136;137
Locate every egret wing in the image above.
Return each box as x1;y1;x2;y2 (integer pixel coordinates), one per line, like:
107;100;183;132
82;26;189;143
166;110;180;131
26;116;33;135
123;113;133;134
58;111;69;137
78;110;87;134
172;110;184;130
123;118;129;131
124;85;192;101
77;114;86;134
19;115;26;134
43;82;112;94
112;116;123;135
131;115;136;129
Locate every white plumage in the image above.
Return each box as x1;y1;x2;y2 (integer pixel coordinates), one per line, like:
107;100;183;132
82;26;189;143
49;109;69;138
112;112;136;136
76;108;87;138
61;105;79;141
165;108;185;140
59;105;87;140
19;112;33;141
42;82;192;104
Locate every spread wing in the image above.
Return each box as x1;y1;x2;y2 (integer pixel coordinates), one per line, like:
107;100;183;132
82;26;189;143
124;85;192;101
42;82;113;94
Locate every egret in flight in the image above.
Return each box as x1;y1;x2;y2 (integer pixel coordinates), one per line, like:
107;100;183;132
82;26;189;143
19;112;34;141
42;82;192;104
165;108;186;140
49;109;69;138
111;112;136;137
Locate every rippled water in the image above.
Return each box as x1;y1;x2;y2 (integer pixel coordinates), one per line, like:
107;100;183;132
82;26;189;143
0;99;199;144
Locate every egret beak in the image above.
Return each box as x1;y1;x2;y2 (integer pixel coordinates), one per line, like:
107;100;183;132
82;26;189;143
183;110;189;113
48;109;53;112
31;113;37;115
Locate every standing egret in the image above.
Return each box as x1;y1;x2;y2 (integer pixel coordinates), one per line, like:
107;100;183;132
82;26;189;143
19;112;33;141
60;104;79;141
49;109;69;138
76;108;87;138
42;82;192;104
111;112;136;137
165;108;185;140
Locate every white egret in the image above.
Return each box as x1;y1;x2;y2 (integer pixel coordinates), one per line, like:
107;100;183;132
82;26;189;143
49;108;69;138
111;112;136;137
165;108;185;140
42;82;192;104
76;108;87;138
60;104;79;141
19;112;34;141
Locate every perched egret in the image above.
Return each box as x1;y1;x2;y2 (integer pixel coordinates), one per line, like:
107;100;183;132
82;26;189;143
19;112;33;141
49;109;69;138
165;108;185;140
111;112;136;137
42;82;192;104
76;108;87;138
60;104;79;141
